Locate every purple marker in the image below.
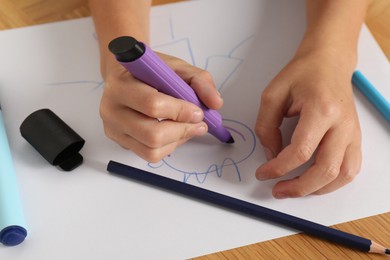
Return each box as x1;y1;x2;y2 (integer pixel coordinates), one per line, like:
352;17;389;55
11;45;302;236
108;36;234;144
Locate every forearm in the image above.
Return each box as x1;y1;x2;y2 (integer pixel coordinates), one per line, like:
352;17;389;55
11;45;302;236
298;0;369;71
88;0;152;78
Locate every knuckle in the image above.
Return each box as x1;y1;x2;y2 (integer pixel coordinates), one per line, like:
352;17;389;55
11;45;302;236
118;142;132;151
135;144;166;163
314;98;356;123
294;143;314;163
339;167;359;184
321;164;340;182
268;167;284;179
144;150;164;163
260;88;278;105
197;69;213;81
273;169;285;178
340;171;356;184
143;130;165;149
99;101;110;121
102;125;114;139
179;125;192;140
318;101;339;118
255;124;267;139
144;93;164;118
180;123;206;141
175;102;190;122
99;109;106;121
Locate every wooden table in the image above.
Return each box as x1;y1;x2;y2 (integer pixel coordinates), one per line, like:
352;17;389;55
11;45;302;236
1;0;389;259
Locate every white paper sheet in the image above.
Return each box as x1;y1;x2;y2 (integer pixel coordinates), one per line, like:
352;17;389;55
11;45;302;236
0;0;389;259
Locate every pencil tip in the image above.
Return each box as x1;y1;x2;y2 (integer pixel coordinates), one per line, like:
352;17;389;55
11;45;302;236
226;136;235;144
385;248;390;255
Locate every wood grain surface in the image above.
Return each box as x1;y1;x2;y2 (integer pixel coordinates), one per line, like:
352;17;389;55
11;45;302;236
0;0;389;259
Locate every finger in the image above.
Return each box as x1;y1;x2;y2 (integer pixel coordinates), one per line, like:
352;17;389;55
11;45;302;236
256;105;332;180
103;104;207;146
271;127;351;198
255;80;289;160
187;70;223;110
159;53;223;110
313;142;362;195
128;115;208;149
107;130;192;163
107;79;205;124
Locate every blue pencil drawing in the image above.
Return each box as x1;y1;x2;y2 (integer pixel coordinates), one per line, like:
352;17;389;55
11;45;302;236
48;80;104;91
148;119;256;184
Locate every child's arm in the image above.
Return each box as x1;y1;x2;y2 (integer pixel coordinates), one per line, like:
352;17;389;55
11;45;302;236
89;0;152;79
255;0;369;198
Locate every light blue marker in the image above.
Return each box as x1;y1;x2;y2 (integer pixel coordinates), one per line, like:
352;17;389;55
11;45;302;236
352;70;390;123
0;104;27;246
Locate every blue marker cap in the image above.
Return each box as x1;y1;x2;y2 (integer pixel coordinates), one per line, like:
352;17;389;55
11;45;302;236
0;226;27;246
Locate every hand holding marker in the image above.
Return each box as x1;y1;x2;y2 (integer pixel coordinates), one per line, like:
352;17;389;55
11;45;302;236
108;36;234;144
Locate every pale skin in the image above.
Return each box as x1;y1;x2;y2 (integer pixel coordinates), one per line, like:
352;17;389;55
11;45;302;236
89;0;368;199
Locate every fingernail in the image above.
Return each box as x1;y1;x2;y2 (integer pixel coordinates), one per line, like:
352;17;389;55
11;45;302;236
194;123;207;135
263;147;274;161
218;93;224;102
274;192;287;199
256;175;266;181
191;109;203;123
255;171;267;181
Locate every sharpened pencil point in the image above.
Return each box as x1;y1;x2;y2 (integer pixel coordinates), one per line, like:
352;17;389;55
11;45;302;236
385;248;390;255
226;136;235;144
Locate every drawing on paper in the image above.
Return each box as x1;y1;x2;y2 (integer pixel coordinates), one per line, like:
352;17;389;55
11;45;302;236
148;119;256;183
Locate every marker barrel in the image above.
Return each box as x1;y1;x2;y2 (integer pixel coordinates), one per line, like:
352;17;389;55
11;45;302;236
0;111;27;246
352;70;390;123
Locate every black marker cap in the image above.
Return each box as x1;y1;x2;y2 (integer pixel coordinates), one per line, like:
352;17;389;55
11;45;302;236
108;36;145;62
20;109;85;171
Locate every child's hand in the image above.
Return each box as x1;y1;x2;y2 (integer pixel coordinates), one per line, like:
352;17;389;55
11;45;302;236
99;53;223;162
255;49;362;198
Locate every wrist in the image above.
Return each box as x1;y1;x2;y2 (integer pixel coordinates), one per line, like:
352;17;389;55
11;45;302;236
99;52;124;81
294;35;358;74
299;0;368;74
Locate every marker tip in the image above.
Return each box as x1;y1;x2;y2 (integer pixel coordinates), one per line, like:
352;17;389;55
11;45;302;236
226;136;235;144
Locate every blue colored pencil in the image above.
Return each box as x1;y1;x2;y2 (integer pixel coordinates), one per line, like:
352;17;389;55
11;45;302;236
352;70;390;123
107;160;389;255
